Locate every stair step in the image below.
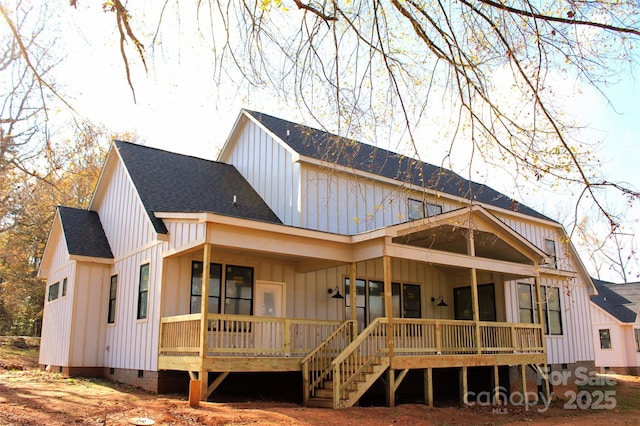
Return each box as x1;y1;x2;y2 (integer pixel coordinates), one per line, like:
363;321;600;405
306;397;334;409
314;388;333;398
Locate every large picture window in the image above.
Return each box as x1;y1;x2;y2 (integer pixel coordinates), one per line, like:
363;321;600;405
224;265;254;315
190;262;222;314
454;284;496;321
137;263;149;320
345;278;421;331
108;275;118;324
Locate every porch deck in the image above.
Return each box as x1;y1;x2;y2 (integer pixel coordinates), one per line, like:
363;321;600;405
158;313;546;372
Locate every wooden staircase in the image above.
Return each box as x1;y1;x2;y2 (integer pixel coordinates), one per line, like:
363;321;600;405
302;318;390;409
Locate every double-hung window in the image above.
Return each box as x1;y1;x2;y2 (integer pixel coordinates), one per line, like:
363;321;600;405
545;239;557;269
635;329;640;352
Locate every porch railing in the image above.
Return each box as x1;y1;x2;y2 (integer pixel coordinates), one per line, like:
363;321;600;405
159;313;343;357
392;319;544;355
160;315;544;359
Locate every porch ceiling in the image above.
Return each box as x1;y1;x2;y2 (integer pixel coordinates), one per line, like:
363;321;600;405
392;224;533;265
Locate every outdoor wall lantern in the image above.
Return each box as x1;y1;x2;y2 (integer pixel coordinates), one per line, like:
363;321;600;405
431;296;448;307
328;286;345;299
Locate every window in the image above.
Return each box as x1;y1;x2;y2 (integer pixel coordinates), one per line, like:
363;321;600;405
345;278;366;331
426;203;443;217
190;262;222;314
136;263;150;320
346;278;421;331
545;239;557;269
635;329;640;352
408;198;424;220
454;284;496;321
224;265;254;315
61;278;67;297
599;329;612;349
543;287;563;335
48;282;60;302
107;275;118;324
518;283;563;335
518;283;535;324
407;199;443;221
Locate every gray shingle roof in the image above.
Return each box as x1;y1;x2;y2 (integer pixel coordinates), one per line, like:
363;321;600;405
245;110;553;221
114;140;282;234
591;278;640;323
58;206;113;259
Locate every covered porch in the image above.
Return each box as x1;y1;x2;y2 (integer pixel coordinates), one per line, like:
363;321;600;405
156;206;551;407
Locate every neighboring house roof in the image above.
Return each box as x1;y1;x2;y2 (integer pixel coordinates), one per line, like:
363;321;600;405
244;110;553;222
58;206;114;259
591;278;640;323
114;140;282;234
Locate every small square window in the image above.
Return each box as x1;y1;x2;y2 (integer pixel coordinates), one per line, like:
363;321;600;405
48;282;60;302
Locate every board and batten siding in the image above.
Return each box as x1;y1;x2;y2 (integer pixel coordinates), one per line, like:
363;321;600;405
299;166;459;235
103;242;164;372
504;277;594;365
92;158;157;258
496;214;573;272
39;261;75;367
68;263;110;366
590;304;639;369
225;119;302;227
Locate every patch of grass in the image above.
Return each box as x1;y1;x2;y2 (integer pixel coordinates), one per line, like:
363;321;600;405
0;344;39;369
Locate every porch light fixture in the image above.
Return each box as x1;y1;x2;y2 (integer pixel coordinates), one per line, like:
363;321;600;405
328;286;344;299
431;296;448;307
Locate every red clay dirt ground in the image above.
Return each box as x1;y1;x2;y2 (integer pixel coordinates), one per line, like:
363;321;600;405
1;347;639;425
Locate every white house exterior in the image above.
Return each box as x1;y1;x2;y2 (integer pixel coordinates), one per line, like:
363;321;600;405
590;279;640;375
38;109;597;407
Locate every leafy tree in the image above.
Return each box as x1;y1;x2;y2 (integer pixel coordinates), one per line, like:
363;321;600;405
97;0;639;279
0;122;111;336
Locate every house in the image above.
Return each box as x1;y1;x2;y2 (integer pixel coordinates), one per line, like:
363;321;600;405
38;109;597;408
590;279;640;375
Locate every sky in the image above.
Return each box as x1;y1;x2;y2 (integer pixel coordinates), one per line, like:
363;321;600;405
48;1;639;282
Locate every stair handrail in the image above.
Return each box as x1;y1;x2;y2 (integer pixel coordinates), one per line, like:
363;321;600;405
331;317;389;407
301;319;355;405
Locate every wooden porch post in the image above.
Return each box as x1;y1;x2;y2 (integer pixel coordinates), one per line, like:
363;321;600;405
198;242;211;401
349;262;357;339
424;368;433;407
383;255;394;407
533;274;550;400
459;366;468;406
383;255;393;359
467;230;482;354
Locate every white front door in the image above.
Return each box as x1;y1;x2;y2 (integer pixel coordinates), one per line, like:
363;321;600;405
255;281;286;354
255;280;285;317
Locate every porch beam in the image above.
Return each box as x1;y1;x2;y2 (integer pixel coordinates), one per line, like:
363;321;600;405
385;243;539;276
